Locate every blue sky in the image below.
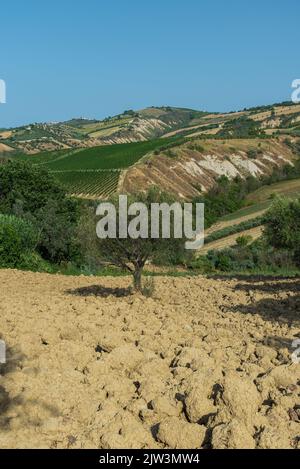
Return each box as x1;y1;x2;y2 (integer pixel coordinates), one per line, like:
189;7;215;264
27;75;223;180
1;0;300;127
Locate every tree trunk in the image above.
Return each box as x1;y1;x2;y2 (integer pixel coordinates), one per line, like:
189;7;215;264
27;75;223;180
133;268;142;292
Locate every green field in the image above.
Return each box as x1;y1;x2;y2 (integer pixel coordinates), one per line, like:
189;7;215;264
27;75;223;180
53;170;120;198
13;149;71;165
11;137;182;198
42;139;173;171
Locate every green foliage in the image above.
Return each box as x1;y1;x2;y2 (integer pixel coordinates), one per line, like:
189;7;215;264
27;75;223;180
0;160;80;263
263;197;300;264
54;171;120;198
17;251;54;273
193;175;260;228
235;234;253;247
96;188;189;291
0;160;65;214
205;217;262;244
204;239;295;273
0;214;38;267
187;143;205;152
217;117;264;138
246;148;263;159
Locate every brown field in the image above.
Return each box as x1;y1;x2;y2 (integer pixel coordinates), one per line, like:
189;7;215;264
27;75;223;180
0;270;299;449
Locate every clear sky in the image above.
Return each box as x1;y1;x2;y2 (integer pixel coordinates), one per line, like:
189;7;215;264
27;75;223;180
1;0;300;127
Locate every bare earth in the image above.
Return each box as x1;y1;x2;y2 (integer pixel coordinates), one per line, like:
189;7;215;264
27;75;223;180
0;270;299;449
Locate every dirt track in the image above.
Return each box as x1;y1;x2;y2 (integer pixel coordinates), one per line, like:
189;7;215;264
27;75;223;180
0;270;299;449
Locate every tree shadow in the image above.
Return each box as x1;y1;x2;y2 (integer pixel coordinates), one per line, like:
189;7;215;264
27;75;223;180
223;277;300;326
209;273;300;283
0;343;26;429
233;280;300;295
1;341;61;431
230;296;300;326
263;335;299;351
65;284;132;298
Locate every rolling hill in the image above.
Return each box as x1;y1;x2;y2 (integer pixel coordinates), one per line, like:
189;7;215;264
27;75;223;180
1;101;300;155
1;101;300;201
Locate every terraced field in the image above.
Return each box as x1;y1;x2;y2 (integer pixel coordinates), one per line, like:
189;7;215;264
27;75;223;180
245;178;300;204
202;177;300;253
200;226;264;254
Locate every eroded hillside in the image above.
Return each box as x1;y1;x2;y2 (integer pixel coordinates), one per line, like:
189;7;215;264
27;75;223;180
122;138;298;199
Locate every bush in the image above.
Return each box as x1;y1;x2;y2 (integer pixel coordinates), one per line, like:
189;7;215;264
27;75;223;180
205;217;262;244
141;276;155;297
0;214;38;267
205;239;296;273
263;196;300;266
235;235;253;247
0;160;80;264
18;251;54;273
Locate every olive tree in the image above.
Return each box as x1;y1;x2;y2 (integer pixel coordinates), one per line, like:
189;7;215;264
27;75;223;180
96;188;190;292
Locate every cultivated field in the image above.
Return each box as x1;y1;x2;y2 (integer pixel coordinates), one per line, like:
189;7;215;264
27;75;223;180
202;177;300;252
11;139;175;199
0;270;299;449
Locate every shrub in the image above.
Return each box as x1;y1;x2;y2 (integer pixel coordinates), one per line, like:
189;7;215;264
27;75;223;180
0;214;38;267
0;160;80;264
18;251;54;273
236;235;253;247
263;196;300;265
141;276;155;297
205;238;296;273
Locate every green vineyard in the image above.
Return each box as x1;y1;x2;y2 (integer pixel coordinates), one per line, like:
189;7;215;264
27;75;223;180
53;170;120;198
10;136;184;198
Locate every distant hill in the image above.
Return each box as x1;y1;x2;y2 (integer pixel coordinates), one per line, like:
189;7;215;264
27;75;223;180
1;101;300;201
0;107;207;154
1;101;299;155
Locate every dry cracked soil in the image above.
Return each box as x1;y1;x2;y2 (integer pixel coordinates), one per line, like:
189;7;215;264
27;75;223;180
0;269;299;449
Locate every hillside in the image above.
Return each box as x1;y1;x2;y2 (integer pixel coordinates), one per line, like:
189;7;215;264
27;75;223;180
199;177;300;253
0;107;207;154
1;102;300;201
1;102;300;155
122;137;298;199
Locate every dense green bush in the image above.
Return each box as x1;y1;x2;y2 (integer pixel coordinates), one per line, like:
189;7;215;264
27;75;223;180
0;160;80;263
217;117;264;138
263;197;300;265
193;175;261;228
17;251;54;273
202;239;296;273
0;214;38;267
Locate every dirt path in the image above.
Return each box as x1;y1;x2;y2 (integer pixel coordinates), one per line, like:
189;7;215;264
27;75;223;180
0;270;299;449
